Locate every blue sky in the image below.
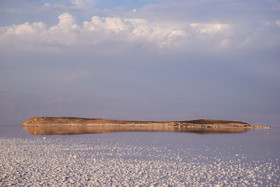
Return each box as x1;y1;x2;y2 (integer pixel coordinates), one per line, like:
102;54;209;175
0;0;280;126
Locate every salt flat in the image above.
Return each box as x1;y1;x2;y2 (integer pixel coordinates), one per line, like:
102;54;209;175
0;130;279;186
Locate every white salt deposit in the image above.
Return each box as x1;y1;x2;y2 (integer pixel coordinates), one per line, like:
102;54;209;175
0;137;279;186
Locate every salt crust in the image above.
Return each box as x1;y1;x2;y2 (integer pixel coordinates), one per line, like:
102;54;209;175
0;137;279;186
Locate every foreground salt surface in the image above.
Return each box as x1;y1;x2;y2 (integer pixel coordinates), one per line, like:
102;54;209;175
0;135;279;186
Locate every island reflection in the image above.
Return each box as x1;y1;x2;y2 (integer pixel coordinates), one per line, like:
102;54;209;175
22;126;250;135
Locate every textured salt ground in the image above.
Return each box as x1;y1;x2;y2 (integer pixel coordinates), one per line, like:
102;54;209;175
0;137;279;186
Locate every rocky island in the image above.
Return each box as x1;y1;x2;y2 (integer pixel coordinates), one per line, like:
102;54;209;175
21;117;269;135
22;117;268;128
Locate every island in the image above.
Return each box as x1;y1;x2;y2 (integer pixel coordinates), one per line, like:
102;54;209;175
22;117;269;128
22;117;269;135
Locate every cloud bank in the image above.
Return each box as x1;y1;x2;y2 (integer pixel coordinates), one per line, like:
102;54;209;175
0;12;187;52
2;11;278;54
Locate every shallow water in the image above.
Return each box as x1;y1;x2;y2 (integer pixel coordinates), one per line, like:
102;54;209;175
0;125;279;186
22;125;252;135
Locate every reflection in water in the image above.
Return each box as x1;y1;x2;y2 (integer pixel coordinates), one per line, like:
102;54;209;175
23;126;250;135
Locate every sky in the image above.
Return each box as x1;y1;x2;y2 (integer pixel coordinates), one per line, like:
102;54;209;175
0;0;280;126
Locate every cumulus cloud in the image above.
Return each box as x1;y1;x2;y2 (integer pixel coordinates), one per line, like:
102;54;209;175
0;12;188;52
51;13;79;31
83;16;129;33
5;22;47;35
0;12;278;53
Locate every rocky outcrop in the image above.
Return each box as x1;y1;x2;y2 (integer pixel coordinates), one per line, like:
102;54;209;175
22;117;269;128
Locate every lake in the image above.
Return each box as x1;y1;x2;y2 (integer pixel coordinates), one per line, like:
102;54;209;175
0;124;279;186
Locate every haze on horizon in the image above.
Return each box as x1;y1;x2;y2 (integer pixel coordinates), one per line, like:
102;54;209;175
0;0;279;126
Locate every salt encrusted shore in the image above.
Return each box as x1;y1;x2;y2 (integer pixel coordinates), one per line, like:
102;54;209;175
0;137;279;186
22;117;269;128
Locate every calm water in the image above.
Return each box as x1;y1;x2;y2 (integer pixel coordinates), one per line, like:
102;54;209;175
0;124;279;185
1;124;279;148
0;124;280;160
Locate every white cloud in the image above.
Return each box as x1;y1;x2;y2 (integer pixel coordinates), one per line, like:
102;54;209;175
0;12;278;53
0;13;188;52
50;12;79;31
276;20;280;27
83;16;129;33
5;22;46;35
44;12;80;47
190;23;229;34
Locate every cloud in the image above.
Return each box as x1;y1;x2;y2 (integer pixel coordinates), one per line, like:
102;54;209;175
83;16;129;32
5;22;47;35
50;12;79;31
0;12;188;52
190;23;229;34
0;11;279;53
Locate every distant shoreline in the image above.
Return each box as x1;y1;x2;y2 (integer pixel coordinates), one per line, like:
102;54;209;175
22;117;269;129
